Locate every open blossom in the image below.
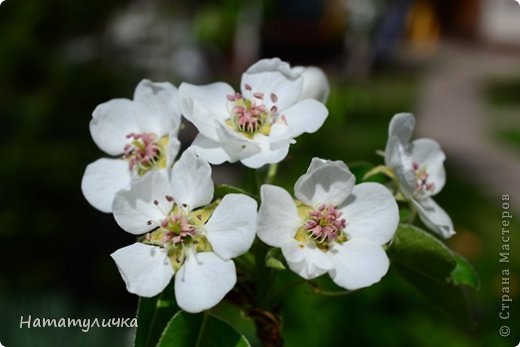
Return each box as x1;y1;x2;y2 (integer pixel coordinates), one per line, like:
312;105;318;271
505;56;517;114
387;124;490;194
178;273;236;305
385;113;455;238
257;158;399;290
292;65;330;104
110;150;257;313
178;58;328;168
81;80;181;213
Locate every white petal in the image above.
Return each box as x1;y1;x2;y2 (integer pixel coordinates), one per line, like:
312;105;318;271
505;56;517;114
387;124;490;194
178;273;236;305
410;138;446;195
241;58;303;111
113;171;173;235
170;149;214;210
240;136;290;169
305;157;328;171
257;185;301;247
174;251;236;313
133;80;181;136
282;99;328;138
385;136;416;198
294;159;355;206
281;239;333;280
178;82;234;141
165;134;181;168
296;66;330;103
414;198;456;239
111;243;174;297
81;158;131;213
190;134;247;165
339;183;399;245
90;99;139;156
387;113;415;147
329;238;390;290
205;194;258;260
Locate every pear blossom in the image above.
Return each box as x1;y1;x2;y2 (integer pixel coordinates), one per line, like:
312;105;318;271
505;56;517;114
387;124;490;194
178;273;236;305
257;158;399;290
291;65;330;103
178;58;329;168
384;113;455;238
110;150;257;313
81;80;181;213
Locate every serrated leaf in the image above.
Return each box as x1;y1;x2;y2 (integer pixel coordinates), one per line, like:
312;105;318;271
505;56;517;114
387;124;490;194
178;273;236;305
388;224;479;326
451;254;480;289
134;281;180;347
157;311;251;347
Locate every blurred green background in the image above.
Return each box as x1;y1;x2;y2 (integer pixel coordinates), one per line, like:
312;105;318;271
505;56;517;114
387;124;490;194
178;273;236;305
0;0;519;346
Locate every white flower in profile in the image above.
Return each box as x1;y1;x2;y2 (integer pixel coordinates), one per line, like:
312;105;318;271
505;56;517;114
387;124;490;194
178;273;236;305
257;158;399;290
178;58;329;168
110;150;257;313
384;113;455;238
81;80;181;213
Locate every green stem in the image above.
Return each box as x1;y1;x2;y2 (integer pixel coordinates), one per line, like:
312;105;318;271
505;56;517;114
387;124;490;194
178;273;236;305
253;242;271;306
408;201;417;224
307;281;357;297
264;163;278;185
246;168;262;196
265;278;306;303
195;311;209;347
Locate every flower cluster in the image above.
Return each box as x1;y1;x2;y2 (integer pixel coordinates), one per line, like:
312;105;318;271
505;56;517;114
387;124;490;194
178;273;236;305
82;58;455;314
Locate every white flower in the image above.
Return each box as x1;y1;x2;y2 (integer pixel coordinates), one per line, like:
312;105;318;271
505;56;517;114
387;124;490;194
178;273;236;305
384;113;455;238
292;65;330;103
178;58;329;168
257;158;399;290
110;150;257;313
81;80;181;213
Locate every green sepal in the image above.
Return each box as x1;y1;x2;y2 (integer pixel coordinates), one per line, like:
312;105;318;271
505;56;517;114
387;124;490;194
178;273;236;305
265;248;286;271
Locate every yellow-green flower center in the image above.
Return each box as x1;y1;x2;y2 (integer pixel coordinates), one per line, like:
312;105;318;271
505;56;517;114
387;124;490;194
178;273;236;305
141;199;220;271
225;84;283;139
295;200;348;251
412;161;435;196
123;133;169;176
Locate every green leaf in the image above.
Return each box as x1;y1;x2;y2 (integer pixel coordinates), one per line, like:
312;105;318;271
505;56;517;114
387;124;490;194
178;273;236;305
347;161;388;184
451;254;480;289
362;165;395;181
214;184;258;202
134;281;180;347
388;224;479;326
157;311;251;347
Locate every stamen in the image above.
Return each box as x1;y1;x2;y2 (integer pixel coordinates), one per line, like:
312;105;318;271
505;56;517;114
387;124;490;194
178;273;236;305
303;205;346;244
123;132;165;175
412;162;435;194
